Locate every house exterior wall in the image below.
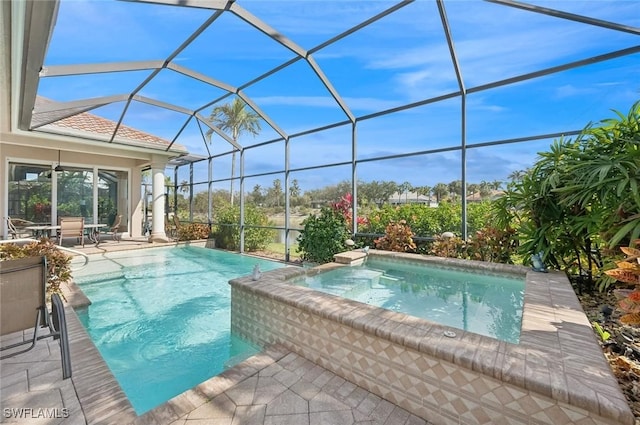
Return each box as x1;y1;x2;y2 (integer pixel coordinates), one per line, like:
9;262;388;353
0;141;147;239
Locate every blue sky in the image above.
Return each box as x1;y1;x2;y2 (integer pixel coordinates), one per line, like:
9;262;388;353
39;0;640;192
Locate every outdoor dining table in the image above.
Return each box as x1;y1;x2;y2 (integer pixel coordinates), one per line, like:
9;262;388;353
24;223;107;244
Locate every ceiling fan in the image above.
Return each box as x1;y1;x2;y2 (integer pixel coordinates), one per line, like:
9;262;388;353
54;150;64;172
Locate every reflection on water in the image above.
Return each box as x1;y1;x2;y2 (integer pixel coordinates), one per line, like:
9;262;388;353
293;259;524;344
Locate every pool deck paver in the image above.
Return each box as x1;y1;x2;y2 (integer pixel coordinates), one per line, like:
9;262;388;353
0;238;431;425
0;323;430;425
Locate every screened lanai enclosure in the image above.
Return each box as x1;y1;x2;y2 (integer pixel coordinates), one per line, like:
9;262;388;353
7;0;640;258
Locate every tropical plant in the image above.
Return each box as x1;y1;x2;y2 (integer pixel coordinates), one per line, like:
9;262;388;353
296;207;351;264
361;201;491;238
268;179;283;208
357;180;399;207
0;239;72;295
205;98;261;206
493;101;640;290
398;181;412;203
465;226;517;263
289;179;302;206
552;100;640;249
179;180;189;195
374;220;416;253
429;234;465;258
428;226;517;263
331;193;368;232
604;245;640;325
492;140;601;288
592;322;611;341
507;169;527;182
448;180;462;201
432;183;449;203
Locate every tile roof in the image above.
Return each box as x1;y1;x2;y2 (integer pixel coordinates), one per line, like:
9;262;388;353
33;97;187;153
466;189;504;201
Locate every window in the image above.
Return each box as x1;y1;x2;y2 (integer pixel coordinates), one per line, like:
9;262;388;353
8;163;52;224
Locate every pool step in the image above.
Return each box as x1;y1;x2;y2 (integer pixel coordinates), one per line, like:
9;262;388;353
334;250;368;266
380;274;403;282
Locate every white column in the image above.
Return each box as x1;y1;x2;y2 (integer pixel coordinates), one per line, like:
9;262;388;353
149;156;169;242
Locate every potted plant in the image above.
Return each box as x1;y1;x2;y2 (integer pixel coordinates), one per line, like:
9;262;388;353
0;238;72;295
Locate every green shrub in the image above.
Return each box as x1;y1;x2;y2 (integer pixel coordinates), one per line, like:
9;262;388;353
212;204;275;251
467;202;494;235
492;102;640;291
296;207;351;264
363;202;470;237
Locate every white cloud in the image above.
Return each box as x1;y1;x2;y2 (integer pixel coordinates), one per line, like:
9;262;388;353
553;84;597;99
251;95;402;113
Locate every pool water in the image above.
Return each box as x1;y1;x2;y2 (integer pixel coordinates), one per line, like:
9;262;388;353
293;259;524;343
73;246;284;414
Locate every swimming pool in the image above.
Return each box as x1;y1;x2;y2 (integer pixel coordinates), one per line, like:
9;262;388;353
72;246;284;414
292;258;524;343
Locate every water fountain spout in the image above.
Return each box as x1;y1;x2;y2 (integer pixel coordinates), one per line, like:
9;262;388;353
252;264;262;280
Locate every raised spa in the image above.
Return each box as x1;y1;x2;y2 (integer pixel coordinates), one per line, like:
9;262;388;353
230;249;633;425
290;256;524;343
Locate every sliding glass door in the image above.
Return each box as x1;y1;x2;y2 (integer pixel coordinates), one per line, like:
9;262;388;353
98;169;128;230
57;168;94;222
7;163;52;224
7;162;129;232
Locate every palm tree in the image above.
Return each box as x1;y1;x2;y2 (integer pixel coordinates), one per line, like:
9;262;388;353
399;181;412;204
289;179;301;207
205;98;261;206
467;183;480;200
479;180;492;199
433;183;448;203
270;178;283;207
508;170;526;182
249;184;263;206
448;180;462;201
289;179;301;198
179;180;189;195
164;175;175;214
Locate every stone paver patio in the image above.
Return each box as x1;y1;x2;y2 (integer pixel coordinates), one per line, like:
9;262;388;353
1;324;429;425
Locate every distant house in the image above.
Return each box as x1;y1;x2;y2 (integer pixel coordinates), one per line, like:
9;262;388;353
388;191;438;207
466;190;504;202
310;200;329;209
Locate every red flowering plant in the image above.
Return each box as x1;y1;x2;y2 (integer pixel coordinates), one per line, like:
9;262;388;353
331;193;368;232
33;202;51;222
